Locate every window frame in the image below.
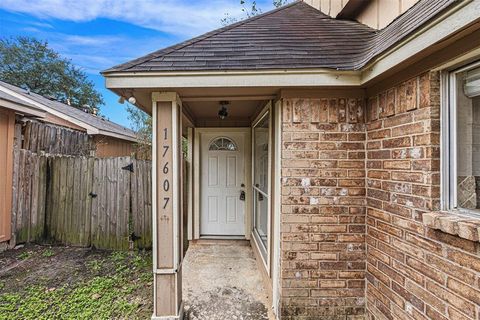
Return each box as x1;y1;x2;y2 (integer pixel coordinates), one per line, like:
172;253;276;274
442;59;480;217
208;136;238;151
251;104;272;267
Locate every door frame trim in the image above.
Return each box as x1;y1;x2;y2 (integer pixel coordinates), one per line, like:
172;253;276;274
193;127;252;240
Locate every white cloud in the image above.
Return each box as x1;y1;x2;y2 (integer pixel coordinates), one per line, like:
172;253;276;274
0;0;244;37
44;32;171;73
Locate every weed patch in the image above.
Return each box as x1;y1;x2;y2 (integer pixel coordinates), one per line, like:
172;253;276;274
0;246;152;320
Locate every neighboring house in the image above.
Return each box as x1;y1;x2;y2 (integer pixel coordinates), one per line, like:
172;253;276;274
103;1;480;319
0;90;45;247
0;81;138;158
0;80;140;250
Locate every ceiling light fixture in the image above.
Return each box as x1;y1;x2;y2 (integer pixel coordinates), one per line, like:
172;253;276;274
128;96;137;104
218;101;229;120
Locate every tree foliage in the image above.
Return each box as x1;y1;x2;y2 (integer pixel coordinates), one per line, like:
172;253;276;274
0;36;104;110
126;104;152;143
222;0;291;25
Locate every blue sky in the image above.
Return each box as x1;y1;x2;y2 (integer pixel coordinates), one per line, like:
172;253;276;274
0;0;279;128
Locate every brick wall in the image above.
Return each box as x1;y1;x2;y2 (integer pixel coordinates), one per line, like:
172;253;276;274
279;73;480;320
365;72;480;320
280;98;367;319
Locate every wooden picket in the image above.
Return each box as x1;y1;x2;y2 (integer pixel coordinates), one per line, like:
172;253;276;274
11;149;47;243
12;153;153;250
21;121;92;155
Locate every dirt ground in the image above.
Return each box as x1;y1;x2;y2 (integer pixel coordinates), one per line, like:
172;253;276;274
0;244;153;320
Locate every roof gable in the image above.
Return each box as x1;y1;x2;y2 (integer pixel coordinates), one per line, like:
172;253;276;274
104;0;456;73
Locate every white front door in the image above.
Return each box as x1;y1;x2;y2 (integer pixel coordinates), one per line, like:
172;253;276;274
200;132;246;237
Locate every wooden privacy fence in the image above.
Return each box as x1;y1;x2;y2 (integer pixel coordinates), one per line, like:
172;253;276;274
12;149;152;250
19;121;93;156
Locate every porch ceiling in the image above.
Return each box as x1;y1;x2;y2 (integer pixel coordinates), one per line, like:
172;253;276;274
115;86;280;117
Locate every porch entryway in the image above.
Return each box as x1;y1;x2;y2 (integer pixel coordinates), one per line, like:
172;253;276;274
183;241;274;320
112;91;281;319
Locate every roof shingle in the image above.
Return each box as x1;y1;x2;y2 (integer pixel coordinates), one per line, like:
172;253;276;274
0;81;136;141
103;0;456;73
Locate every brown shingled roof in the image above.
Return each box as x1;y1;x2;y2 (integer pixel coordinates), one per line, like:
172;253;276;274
103;0;456;73
0;81;137;141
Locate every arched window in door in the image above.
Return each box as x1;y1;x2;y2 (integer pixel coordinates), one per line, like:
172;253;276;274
208;137;237;151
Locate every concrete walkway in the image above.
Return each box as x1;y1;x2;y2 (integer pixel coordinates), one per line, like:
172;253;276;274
183;241;274;320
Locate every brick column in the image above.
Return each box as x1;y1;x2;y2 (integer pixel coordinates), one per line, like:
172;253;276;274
280;97;367;319
152;92;183;320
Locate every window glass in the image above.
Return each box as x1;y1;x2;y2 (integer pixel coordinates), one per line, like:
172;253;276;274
254;115;269;194
254;189;268;250
456;68;480;210
209;137;237;151
253;111;270;259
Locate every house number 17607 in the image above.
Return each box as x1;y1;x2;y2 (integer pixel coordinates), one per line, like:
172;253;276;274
161;126;171;210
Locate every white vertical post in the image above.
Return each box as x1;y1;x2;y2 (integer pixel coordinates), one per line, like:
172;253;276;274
272;99;282;319
187;127;194;240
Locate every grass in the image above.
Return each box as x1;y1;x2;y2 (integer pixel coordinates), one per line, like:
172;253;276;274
41;249;55;258
0;246;152;320
18;251;33;260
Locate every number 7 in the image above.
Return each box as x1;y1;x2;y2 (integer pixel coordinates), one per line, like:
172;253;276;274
163;197;170;209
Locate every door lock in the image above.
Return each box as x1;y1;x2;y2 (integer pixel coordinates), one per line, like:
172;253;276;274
240;190;246;201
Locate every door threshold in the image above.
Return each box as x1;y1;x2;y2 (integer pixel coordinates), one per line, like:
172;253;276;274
193;238;250;246
199;235;246;240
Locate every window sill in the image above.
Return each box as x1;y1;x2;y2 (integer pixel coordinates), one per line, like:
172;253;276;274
423;211;480;242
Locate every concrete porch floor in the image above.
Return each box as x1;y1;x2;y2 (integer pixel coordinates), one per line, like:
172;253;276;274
183;241;275;320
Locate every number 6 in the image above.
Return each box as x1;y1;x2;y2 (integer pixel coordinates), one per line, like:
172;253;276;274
163;162;169;174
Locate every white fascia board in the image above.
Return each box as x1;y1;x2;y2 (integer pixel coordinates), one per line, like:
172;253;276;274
105;70;362;89
0;98;46;118
0;86;99;134
97;129;138;142
360;0;478;83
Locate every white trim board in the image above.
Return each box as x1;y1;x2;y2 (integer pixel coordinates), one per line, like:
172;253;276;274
0;98;46;118
105;71;361;89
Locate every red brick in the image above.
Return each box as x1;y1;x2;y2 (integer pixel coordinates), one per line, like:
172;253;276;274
445;248;480;272
391;122;424;137
391;281;424;311
405;280;446;314
405;257;445;284
382;137;411;149
383;160;411;170
426;280;476;318
446;278;480;305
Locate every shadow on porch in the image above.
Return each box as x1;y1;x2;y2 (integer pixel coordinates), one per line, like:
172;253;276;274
183;241;275;320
